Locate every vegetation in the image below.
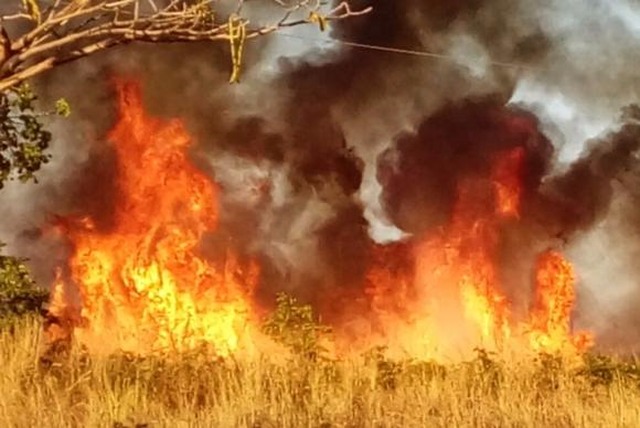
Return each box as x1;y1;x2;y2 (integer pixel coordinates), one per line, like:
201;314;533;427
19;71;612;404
0;84;58;321
0;0;369;188
0;291;636;427
0;82;69;188
0;243;47;325
263;292;332;360
0;1;370;91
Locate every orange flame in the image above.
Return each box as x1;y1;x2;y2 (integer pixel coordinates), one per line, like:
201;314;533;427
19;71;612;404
47;80;592;361
49;79;258;356
412;159;515;355
493;147;525;218
528;250;593;353
358;147;591;359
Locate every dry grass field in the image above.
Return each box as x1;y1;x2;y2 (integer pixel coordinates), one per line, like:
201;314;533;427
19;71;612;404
0;318;638;428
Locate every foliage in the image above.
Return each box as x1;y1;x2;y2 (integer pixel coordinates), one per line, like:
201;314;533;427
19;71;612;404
0;83;65;326
0;243;48;324
0;83;70;188
262;292;331;359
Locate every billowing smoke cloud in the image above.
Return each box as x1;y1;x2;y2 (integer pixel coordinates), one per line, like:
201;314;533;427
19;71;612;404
1;0;640;349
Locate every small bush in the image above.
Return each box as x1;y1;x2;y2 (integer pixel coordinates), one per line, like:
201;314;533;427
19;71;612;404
262;293;331;360
0;244;48;325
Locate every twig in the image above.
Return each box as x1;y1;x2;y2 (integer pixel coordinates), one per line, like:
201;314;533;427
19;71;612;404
0;0;371;91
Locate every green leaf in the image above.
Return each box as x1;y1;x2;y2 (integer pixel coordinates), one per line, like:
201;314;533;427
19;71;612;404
262;292;331;359
0;243;48;324
0;83;69;188
55;98;71;117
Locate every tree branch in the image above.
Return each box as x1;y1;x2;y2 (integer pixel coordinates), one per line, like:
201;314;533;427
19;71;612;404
0;0;372;91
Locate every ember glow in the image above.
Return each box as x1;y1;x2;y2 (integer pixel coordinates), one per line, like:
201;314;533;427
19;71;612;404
47;79;592;360
49;79;259;356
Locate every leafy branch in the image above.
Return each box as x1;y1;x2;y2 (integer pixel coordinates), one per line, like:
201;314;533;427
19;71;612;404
0;82;69;188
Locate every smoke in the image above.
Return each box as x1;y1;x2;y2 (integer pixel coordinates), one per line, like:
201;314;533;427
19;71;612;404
508;0;640;160
1;0;640;349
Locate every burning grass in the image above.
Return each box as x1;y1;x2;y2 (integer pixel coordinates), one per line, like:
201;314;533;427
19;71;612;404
0;317;639;427
44;78;593;363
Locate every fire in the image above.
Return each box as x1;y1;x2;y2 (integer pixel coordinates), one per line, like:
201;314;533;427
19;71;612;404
48;79;258;356
411;150;518;354
46;79;591;361
493;147;525;218
528;251;593;353
359;147;591;359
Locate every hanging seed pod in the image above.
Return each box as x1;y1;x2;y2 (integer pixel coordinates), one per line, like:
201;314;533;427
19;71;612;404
308;11;327;32
228;15;247;84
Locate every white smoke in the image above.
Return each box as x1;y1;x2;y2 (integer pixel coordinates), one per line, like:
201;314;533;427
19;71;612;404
507;0;640;164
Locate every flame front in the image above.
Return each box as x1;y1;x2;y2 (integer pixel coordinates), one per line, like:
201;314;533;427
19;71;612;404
47;80;592;361
49;79;258;356
359;147;591;359
410;149;519;355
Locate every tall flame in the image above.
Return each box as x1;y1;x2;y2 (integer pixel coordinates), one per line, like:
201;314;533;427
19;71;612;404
411;149;521;354
49;79;258;356
528;251;593;353
46;79;592;361
358;147;591;359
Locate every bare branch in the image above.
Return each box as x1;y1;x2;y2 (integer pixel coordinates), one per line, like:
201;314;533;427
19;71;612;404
0;0;372;91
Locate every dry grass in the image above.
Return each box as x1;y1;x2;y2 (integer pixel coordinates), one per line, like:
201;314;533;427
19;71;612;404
1;318;640;427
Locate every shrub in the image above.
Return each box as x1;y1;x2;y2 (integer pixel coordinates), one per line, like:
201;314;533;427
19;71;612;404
0;243;48;325
262;292;331;360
